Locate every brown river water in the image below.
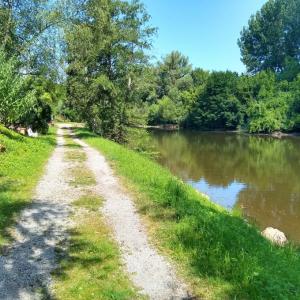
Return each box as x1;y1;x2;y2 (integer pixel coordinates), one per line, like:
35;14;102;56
148;130;300;243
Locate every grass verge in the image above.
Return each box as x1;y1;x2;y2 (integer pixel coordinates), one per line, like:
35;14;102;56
0;125;56;247
76;128;300;300
53;194;141;300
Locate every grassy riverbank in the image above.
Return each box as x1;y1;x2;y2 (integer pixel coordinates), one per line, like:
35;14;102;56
76;128;300;300
0;125;56;246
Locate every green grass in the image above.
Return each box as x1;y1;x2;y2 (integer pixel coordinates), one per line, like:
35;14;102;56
76;128;300;300
65;150;86;162
64;135;82;149
53;193;141;300
0;125;56;246
73;194;103;211
63;132;96;186
69;167;96;187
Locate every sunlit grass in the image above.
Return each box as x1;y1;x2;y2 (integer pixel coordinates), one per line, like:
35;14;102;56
73;194;102;211
64;134;81;149
69;167;96;187
0;125;56;246
65;150;86;162
76;127;300;300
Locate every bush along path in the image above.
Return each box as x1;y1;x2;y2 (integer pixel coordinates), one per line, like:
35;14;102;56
0;124;189;300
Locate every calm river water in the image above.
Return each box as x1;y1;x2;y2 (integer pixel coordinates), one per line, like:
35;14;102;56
148;130;300;242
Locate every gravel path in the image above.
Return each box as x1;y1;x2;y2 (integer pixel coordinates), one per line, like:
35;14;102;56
76;138;189;300
0;125;189;300
0;126;75;300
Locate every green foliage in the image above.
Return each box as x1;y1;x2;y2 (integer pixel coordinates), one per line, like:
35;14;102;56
0;0;65;131
247;93;290;133
126;102;150;126
131;66;158;104
65;0;155;142
20;77;59;133
186;71;243;130
145;52;207;126
0;0;64;77
191;67;210;86
0;49;35;126
124;127;157;157
238;0;300;73
77;128;300;299
156;51;193;98
286;75;300;130
0;125;55;245
278;57;300;82
149;96;182;125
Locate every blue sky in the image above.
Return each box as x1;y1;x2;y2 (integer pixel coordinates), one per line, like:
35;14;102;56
143;0;267;73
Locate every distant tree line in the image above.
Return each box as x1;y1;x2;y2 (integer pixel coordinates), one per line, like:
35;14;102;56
124;0;300;134
138;57;300;133
1;0;300;139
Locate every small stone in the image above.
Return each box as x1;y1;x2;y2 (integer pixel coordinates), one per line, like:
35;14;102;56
261;227;287;246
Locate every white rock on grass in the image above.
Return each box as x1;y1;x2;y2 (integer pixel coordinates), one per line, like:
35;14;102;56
261;227;287;246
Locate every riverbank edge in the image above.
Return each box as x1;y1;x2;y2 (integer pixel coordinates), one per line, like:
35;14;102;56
75;127;300;300
134;124;300;139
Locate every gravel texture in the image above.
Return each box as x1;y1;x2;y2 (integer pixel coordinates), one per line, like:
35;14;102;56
76;138;189;300
0;125;189;300
0;126;75;300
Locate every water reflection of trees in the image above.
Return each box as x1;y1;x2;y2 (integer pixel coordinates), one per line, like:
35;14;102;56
149;130;300;240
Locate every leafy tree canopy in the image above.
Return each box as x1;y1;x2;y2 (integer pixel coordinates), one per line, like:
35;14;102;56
238;0;300;74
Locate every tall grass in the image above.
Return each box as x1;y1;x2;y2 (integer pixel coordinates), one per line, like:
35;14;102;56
76;128;300;299
0;125;56;246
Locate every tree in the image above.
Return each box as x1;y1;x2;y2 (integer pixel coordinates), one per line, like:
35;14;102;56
148;51;196;125
20;77;65;133
238;0;300;74
0;0;63;77
65;0;155;141
0;49;35;126
247;93;290;133
156;51;193;98
126;66;158;126
236;71;292;133
185;71;243;130
287;75;300;131
278;57;300;81
191;68;210;88
0;0;65;133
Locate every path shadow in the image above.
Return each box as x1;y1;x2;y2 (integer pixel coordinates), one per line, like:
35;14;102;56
0;174;28;245
0;201;70;299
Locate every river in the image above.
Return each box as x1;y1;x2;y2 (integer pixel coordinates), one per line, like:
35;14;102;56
148;130;300;242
